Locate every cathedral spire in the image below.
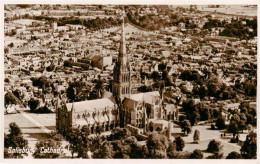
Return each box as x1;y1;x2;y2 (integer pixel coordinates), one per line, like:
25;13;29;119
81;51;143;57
119;8;127;65
112;6;131;103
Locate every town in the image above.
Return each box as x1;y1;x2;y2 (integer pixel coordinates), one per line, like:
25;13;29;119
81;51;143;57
4;4;257;159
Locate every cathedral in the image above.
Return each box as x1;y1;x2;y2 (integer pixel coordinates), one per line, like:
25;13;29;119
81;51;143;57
56;18;177;138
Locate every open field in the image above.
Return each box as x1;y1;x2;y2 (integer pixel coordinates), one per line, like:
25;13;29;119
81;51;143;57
11;19;44;25
5;112;55;150
172;123;249;158
197;5;257;16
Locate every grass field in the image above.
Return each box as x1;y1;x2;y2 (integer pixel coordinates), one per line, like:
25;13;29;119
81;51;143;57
173;124;248;158
5;112;56;150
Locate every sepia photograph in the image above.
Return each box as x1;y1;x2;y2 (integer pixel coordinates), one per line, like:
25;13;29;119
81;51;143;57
3;3;257;160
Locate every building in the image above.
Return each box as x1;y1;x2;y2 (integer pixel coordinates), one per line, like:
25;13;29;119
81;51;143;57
56;17;177;138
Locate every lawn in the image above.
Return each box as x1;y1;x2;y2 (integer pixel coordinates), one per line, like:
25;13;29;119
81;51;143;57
5;112;56;151
173;124;247;158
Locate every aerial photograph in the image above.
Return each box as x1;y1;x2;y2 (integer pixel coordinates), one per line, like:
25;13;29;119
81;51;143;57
3;4;257;159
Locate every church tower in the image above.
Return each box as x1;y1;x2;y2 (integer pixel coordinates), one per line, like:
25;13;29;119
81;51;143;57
113;13;131;103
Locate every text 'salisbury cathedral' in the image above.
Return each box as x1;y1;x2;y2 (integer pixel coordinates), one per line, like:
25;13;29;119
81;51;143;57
56;16;178;139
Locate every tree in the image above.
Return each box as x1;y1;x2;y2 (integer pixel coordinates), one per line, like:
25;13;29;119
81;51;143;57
31;76;51;89
193;129;200;143
67;81;89;102
178;54;183;61
146;131;169;158
231;114;240;123
206;139;223;154
13;89;22;100
127;136;148;158
111;128;131;140
182;99;200;125
8;42;14;47
93;141;113;159
28;99;40;112
65;127;84;158
244;81;256;97
110;140;129;158
190;110;200;125
162;70;169;80
151;71;161;81
180;70;192;81
33;138;64;158
5;92;18;107
94;79;105;98
227;121;239;137
189;149;203;159
174;136;185;151
240;132;256;159
207;77;221;97
246;114;256;126
226;151;243;159
238;120;246;133
198;85;208;99
166;142;177;158
36;106;52;113
215;116;226;130
158;63;166;71
46;65;55;72
199;106;210;121
180;120;192;135
207;152;223;159
137;85;153;92
4;78;10;83
4;123;28;158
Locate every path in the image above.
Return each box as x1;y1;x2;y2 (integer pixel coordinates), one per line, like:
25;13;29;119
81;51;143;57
20;111;52;133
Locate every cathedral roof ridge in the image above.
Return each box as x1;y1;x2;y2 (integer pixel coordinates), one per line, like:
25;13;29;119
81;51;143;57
66;98;115;112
